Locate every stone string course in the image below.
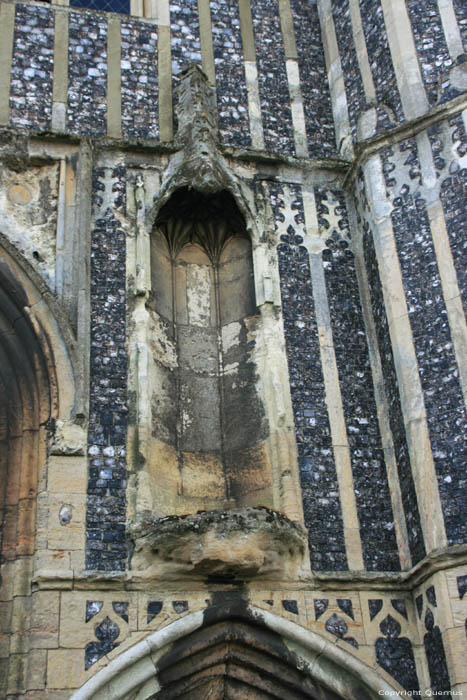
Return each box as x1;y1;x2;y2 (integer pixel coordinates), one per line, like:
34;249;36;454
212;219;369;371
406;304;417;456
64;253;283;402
10;4;54;131
120;20;158;141
210;0;250;148
273;183;348;572
86;166;128;571
67;11;107;137
318;189;400;572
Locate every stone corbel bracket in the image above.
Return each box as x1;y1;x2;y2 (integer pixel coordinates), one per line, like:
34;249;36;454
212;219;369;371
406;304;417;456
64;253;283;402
128;506;310;583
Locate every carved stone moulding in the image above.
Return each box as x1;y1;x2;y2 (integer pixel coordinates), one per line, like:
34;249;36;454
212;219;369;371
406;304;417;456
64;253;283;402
128;507;308;582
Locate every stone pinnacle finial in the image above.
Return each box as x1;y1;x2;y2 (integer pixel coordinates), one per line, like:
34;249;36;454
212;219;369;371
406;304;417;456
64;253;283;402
175;64;218;147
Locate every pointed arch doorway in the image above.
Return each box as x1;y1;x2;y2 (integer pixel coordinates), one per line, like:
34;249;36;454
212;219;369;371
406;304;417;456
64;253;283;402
70;603;395;700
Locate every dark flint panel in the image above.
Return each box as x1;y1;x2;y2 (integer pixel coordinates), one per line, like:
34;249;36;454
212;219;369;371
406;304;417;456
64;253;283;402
359;0;404;122
384;139;467;546
452;0;467;52
329;0;366;142
290;0;336;156
67;11;107;137
376;615;420;692
406;0;452;106
271;183;347;571
318;189;399;571
439;114;467;316
251;0;295;155
170;0;201;76
424;613;451;692
362;214;426;564
210;0;251;148
86;166;128;571
10;4;54;131
120;20;158;141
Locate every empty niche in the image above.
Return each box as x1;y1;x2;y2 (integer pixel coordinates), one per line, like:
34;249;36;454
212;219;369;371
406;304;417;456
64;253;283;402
147;187;271;514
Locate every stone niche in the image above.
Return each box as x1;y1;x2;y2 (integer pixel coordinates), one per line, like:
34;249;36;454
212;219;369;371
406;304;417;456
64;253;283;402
144;186;272;514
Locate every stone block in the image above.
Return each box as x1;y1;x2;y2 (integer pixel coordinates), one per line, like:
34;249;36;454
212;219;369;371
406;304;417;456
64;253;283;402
29;591;60;650
48;456;87;494
47;493;86;551
47;649;96;690
26;648;47;690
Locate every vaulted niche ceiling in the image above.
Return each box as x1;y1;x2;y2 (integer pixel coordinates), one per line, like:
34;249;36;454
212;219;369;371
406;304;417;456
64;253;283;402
149;187;271;512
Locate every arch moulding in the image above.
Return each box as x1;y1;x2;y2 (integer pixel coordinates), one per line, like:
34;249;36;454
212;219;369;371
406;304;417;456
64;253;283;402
70;604;397;700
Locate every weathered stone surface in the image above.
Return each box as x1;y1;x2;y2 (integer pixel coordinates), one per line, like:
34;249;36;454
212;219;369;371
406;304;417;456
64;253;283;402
129;507;308;581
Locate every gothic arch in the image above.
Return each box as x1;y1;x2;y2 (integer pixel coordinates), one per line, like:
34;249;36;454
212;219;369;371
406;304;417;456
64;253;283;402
70;604;395;700
0;235;78;560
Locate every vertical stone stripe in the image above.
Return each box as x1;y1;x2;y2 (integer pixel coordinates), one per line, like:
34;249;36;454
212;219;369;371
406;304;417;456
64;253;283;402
251;0;295;155
354;233;411;570
107;17;122;139
157;23;172;142
348;0;376;103
329;0;366;143
359;0;404;122
331;0;369;144
439;114;467;315
451;0;467;52
437;0;464;60
74;139;93;418
55;158;67;299
407;0;452;106
380;0;429;119
0;2;15;125
301;187;354;570
417;131;467;406
197;0;215;87
52;10;69;132
130;0;144;16
284;61;308;157
317;0;353;158
316;188;399;572
289;0;335;157
361;221;426;564
363;154;447;554
309;254;364;571
274;184;348;571
277;0;307;156
238;0;264;150
427;198;467;405
386;135;467;546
